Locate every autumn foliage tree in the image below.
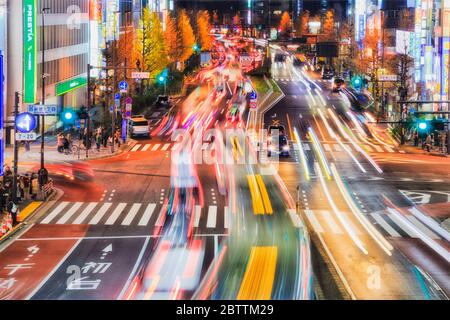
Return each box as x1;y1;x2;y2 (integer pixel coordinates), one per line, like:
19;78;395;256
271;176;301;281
164;12;180;65
279;11;292;37
178;9;196;64
322;9;336;40
197;10;212;51
299;10;310;35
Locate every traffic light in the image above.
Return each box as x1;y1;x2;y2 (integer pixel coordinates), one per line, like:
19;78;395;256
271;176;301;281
193;43;200;53
351;76;363;89
156;68;168;84
62;109;76;124
418;121;427;131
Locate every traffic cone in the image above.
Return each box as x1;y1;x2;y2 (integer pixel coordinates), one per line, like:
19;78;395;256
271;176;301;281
1;221;8;235
6;214;12;230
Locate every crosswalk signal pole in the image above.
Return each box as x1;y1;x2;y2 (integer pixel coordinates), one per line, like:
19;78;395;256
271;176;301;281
12;92;20;204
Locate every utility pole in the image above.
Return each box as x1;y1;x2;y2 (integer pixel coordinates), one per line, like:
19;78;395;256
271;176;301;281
12;92;20;204
380;10;385;119
111;11;118;154
86;63;91;159
38;7;50;191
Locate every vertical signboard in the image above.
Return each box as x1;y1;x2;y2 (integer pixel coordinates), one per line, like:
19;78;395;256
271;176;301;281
0;51;4;176
23;0;36;104
105;0;118;41
440;37;449;98
89;0;101;77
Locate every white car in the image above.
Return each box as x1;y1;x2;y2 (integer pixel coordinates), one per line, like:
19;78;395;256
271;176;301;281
128;117;149;138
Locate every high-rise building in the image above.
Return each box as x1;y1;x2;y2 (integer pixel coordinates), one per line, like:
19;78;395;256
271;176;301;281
6;0;90;142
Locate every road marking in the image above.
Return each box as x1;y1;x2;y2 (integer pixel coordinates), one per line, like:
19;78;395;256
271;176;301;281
138;203;157;226
384;146;395;153
340;212;362;235
161;143;171;151
320;210;343;234
370;212;401;237
304;210;324;233
224;206;230;229
247;175;265;215
333;144;342;152
255;175;273;215
131;144;141;152
363;144;373;152
303;143;310;151
324;144;332;152
141;144;151;152
155;204;167;227
194;205;202;228
72;203;98;224
89;202;113;225
201;143;210;150
105;203;127;225
122;203;142;226
373;145;384;152
41;202;70;224
151;144;161;151
206;206;217;228
388;213;417;238
405;215;440;240
56;202;83;224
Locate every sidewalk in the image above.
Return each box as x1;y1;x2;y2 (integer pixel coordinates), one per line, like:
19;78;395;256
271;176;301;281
4;137;132;172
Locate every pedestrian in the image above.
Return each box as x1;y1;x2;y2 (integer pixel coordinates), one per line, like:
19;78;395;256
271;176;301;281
31;173;39;200
18;175;25;202
425;134;432;152
24;141;31;152
23;173;30;200
57;133;64;153
114;130;121;147
102;127;108;148
413;132;419;147
96;132;101;151
7;200;18;225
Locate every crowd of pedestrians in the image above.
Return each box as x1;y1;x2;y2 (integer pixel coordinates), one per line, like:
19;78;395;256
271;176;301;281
413;131;448;154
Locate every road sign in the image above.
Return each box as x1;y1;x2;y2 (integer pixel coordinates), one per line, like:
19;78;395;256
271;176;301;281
125;97;132;119
27;104;57;115
131;72;150;79
250;99;257;109
16;112;37;133
16;132;37;141
109;106;115;114
118;81;128;93
379;74;398;81
250;91;257;100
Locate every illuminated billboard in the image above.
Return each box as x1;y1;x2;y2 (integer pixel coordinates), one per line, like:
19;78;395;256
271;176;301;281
23;0;37;103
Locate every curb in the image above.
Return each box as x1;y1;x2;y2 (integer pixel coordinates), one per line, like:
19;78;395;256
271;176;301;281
0;187;63;245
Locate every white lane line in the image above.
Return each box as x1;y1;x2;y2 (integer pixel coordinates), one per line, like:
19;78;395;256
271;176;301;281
121;203;142;226
320;210;343;234
56;202;83;224
304;210;324;233
105;203;127;225
206;206;217;228
155;204;168;227
333;144;342;152
340;212;362;235
131;144;141;152
224;206;230;229
194;205;202;228
388;213;417;238
161;143;171;151
405;215;440;240
138;203;157;226
41;202;70;224
151;144;161;151
73;203;98;225
324;144;332;152
89;202;113;225
370;212;401;237
141;144;152;152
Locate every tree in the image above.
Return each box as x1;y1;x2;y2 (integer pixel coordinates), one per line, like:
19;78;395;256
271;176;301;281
233;12;241;26
178;9;196;63
299;10;310;35
164;12;180;65
135;8;168;78
279;11;292;36
322;9;336;41
212;10;219;25
197;10;212;51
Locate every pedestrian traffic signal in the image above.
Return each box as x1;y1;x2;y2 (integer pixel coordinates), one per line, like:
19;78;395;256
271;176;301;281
193;43;200;53
61;109;76;123
418;122;427;130
156;68;168;84
351;76;363;89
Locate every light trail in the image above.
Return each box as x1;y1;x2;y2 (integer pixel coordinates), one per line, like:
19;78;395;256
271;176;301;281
293;127;310;181
308;127;332;179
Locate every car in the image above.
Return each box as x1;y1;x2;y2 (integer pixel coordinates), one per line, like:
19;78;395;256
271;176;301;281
332;77;345;92
322;69;334;80
268;134;290;157
268;125;286;135
128;117;149;138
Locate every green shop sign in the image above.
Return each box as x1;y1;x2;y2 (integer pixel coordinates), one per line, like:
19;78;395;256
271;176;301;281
23;0;37;104
56;77;87;96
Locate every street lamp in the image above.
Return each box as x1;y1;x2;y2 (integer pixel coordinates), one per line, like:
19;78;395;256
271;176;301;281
38;7;51;190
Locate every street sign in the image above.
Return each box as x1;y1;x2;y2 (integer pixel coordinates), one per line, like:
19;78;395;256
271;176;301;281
27;104;58;115
125;97;132;119
109;106;115;114
118;81;128;93
379;74;398;81
16;132;37;141
16;112;37;133
131;72;150;79
250;91;257;100
250;99;257;109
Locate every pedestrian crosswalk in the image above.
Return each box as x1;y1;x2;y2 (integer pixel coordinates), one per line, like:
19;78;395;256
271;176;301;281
292;142;396;154
39;201;231;230
302;209;445;240
130;142;215;153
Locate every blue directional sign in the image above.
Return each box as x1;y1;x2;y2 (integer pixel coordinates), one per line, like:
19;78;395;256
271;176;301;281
250;91;257;100
16;112;37;133
115;93;121;100
118;81;128;91
28;104;58;115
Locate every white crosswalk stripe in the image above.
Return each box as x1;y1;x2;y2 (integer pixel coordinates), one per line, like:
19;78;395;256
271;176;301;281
304;210;324;233
141;144;151;152
405;215;440;240
324;144;332;152
131;144;141;152
161;143;171;151
151;144;161;151
303;143;311;151
373;145;384;152
333;144;342;152
384;145;395;153
39;202;232;229
370;212;401;237
320;211;343;234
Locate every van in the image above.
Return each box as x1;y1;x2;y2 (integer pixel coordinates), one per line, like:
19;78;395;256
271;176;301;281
128;117;149;138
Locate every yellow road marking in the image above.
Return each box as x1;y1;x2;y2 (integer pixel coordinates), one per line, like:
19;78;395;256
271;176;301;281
255;175;273;215
247;175;265;215
286;114;294;140
234;137;244;156
17;201;43;222
237;246;278;300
